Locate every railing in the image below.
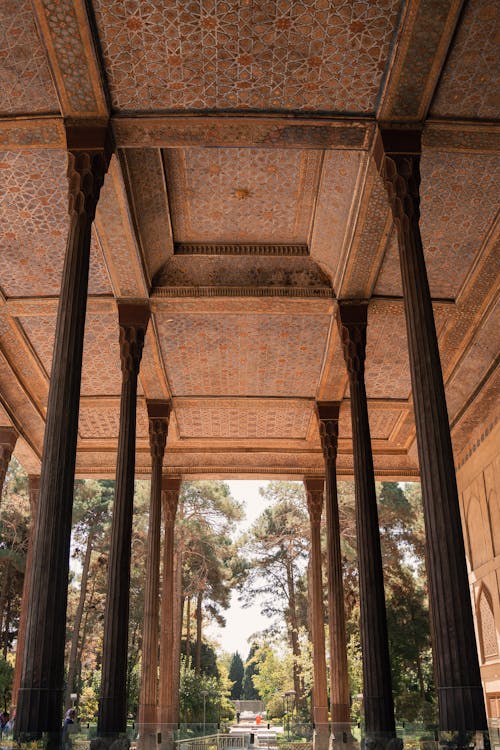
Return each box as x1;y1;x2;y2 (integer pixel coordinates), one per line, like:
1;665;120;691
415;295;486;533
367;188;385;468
175;734;251;750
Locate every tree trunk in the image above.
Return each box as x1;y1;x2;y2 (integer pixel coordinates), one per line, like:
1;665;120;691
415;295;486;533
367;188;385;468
195;591;203;675
286;556;302;707
185;597;191;666
2;568;12;658
66;529;95;709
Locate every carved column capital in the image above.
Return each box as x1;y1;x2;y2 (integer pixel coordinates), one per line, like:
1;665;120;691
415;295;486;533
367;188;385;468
316;402;340;465
118;303;150;381
373;128;422;230
65;124;114;221
337;302;368;382
147;401;171;462
304;477;325;525
162;476;182;527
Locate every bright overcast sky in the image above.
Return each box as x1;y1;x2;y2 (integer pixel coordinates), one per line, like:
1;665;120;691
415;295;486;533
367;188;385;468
205;479;280;658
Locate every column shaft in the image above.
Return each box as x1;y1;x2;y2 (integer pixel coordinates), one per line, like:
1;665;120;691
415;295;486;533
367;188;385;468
11;475;39;717
316;403;350;727
0;427;17;500
338;303;395;738
304;478;329;750
138;402;171;741
98;304;150;736
374;129;487;732
159;477;182;732
16;127;112;735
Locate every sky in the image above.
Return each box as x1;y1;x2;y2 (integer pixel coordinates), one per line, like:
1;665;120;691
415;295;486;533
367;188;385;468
205;479;276;658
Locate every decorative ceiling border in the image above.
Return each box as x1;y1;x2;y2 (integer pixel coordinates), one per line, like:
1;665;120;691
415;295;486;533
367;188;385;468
152;286;335;299
0;116;498;154
174;243;309;256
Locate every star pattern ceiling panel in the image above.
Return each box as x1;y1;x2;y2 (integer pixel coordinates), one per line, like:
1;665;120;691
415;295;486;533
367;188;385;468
17;313;126;397
0;0;59;115
156;312;331;397
92;0;400;112
175;398;314;439
310;149;363;282
78;401;149;440
375;151;500;299
430;0;498;119
0;150;112;297
338;405;405;441
164;147;320;244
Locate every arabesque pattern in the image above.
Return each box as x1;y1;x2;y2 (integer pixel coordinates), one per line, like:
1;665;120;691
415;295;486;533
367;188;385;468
93;0;399;112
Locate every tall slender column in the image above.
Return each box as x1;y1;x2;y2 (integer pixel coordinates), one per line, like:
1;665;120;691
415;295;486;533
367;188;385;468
159;475;182;748
338;303;396;742
98;303;150;738
11;475;39;718
374;129;487;733
138;402;172;748
0;427;17;500
315;403;351;734
16;126;112;737
304;477;329;750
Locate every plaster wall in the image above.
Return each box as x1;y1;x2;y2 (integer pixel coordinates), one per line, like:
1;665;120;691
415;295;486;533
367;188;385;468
457;421;500;719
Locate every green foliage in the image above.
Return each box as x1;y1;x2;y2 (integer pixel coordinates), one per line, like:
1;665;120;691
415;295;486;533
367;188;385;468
78;684;99;721
242;643;260;700
180;657;234;724
250;643;295;704
0;657;13;712
228;652;244;699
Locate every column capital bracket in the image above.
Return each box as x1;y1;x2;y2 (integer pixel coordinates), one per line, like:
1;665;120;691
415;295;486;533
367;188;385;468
337;302;368;381
304;476;325;525
372;126;422;170
118;302;151;379
316;402;340;464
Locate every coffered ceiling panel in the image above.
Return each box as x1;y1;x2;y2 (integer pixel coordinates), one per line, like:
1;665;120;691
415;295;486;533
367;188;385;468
156;312;331;397
93;0;400;113
164;147;321;244
430;0;498;119
0;0;59;115
17;313;126;397
174;398;314;440
0;149;112;298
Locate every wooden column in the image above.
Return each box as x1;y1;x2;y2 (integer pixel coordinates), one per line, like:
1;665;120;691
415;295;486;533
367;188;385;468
98;303;150;737
374;128;487;733
16;125;112;736
159;476;182;745
315;403;351;731
304;477;329;750
338;303;396;741
0;427;17;501
138;402;172;747
11;475;39;718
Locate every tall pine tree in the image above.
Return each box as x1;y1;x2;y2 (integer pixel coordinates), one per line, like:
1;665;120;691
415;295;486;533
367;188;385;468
228;652;244;700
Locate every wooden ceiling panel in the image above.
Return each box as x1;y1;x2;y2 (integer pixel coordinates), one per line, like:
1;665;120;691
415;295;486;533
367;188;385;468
0;0;59;115
156;311;331;398
164;147;321;244
17;312;130;398
309;150;364;285
174;397;314;440
0;149;111;298
430;0;498;119
93;0;399;113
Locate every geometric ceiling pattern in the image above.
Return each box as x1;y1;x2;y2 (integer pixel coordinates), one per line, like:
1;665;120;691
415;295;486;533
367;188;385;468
0;0;498;481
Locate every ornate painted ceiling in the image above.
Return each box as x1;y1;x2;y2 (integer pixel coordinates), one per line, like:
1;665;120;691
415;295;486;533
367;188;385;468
0;0;498;480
